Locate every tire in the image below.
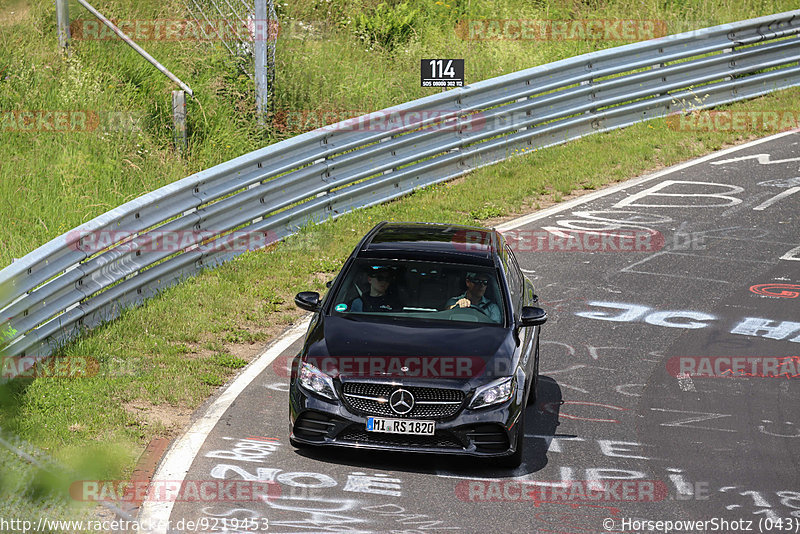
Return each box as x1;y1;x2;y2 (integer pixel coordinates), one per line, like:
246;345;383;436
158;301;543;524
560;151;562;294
527;340;539;406
495;412;524;469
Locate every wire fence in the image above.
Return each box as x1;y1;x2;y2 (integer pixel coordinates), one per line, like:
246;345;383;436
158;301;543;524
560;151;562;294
183;0;277;115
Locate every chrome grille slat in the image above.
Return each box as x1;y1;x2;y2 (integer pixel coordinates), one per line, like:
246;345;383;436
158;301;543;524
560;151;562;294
342;383;465;419
345;393;389;402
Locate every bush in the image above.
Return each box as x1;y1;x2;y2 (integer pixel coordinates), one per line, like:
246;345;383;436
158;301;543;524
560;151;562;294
353;2;420;51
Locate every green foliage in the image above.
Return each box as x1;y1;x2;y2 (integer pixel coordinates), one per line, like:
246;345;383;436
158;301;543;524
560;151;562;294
470;202;506;220
1;324;17;344
353;2;421;51
212;353;249;369
200;373;224;386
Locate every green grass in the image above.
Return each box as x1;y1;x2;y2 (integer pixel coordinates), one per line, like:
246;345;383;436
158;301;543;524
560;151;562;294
1;0;799;516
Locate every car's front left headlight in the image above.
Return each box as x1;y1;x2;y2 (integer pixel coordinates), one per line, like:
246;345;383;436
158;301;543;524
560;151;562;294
298;362;338;400
469;376;515;409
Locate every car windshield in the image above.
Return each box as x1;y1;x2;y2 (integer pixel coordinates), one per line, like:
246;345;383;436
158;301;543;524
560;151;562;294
329;259;506;325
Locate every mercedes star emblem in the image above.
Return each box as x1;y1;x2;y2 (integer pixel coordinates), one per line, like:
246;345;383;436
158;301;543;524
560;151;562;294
389;388;415;415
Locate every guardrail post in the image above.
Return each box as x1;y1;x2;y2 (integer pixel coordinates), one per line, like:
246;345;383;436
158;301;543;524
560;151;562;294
172;90;187;153
55;0;71;51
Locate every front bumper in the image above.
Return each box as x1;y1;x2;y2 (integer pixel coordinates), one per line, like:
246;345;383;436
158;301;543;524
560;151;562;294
289;384;523;458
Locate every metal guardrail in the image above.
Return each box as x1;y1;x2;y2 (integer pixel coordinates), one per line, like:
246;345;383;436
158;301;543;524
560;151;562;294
2;11;799;367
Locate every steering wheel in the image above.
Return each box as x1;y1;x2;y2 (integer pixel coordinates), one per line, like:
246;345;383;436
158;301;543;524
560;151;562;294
466;304;490;317
449;305;490;322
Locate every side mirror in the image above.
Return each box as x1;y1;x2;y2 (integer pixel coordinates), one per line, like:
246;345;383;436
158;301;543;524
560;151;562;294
519;306;547;327
294;291;321;312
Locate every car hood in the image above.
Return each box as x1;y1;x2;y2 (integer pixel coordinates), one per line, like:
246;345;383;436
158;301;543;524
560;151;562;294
301;315;517;386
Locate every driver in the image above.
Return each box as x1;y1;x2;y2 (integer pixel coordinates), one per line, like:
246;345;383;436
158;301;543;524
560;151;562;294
446;272;501;323
351;267;400;312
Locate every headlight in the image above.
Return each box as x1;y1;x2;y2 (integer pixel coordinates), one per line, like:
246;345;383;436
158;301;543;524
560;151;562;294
298;362;337;400
469;376;515;409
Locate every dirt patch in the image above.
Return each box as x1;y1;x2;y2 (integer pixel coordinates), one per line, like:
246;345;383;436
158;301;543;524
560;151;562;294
231;312;305;357
312;271;334;285
0;1;30;27
123;402;192;437
225;333;270;362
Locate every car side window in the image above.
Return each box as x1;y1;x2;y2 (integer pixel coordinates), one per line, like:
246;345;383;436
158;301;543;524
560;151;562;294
504;245;523;311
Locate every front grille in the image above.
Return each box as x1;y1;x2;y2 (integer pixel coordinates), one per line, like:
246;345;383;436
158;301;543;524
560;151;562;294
341;383;464;419
337;427;463;449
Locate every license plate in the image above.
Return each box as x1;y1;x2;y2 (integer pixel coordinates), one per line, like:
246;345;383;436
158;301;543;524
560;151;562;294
366;417;435;435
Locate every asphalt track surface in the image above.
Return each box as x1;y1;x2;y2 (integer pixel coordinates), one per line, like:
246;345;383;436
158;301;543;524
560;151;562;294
140;130;800;534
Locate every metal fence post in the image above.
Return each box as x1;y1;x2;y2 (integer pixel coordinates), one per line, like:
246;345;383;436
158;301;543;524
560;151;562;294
185;0;276;123
173;90;187;153
254;0;268;126
55;0;71;50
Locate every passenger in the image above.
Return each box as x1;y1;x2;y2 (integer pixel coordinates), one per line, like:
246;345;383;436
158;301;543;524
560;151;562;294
351;267;400;312
446;272;501;323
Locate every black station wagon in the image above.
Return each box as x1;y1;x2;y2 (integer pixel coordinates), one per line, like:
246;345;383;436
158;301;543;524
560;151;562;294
289;222;546;467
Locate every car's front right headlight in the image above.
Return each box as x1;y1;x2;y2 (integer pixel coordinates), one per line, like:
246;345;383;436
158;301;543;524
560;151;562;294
469;376;515;409
298;362;337;400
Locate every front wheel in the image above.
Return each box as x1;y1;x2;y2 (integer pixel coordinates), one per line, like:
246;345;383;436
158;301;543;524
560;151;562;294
527;340;539;406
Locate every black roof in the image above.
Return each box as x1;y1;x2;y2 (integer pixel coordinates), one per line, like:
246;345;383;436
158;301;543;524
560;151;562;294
356;222;499;266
